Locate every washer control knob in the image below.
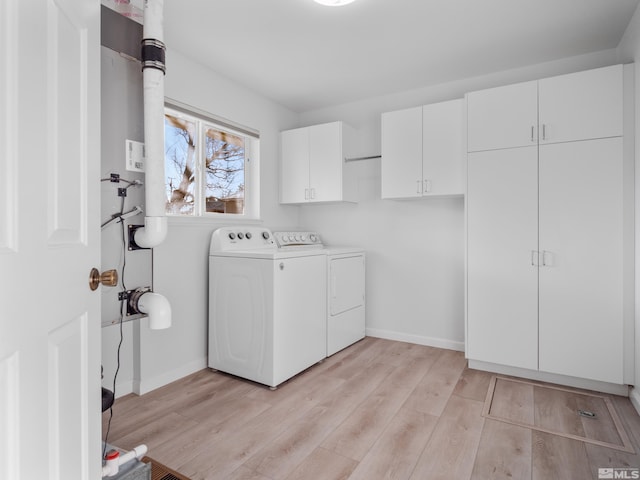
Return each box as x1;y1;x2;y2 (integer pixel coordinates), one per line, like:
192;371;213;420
228;232;236;240
237;232;244;239
245;232;252;239
310;234;318;243
262;231;270;240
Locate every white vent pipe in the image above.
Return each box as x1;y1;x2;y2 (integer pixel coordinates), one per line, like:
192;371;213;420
134;0;167;248
130;289;172;330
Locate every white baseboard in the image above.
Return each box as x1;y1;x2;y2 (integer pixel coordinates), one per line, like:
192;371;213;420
133;357;208;396
630;387;640;416
366;328;465;352
112;380;133;399
469;359;630;397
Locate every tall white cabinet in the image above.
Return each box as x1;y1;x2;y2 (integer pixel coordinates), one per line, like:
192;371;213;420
466;64;633;386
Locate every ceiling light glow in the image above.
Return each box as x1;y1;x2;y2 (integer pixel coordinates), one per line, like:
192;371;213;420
314;0;357;6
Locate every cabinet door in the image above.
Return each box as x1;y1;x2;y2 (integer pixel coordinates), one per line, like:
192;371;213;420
309;122;343;202
467;146;538;370
538;138;623;384
539;65;623;144
381;106;423;199
467;81;538;152
280;127;309;203
422;99;463;195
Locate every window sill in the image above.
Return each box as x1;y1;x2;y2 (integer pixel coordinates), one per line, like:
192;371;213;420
166;215;263;228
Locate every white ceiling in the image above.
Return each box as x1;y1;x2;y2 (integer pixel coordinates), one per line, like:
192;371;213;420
164;0;639;113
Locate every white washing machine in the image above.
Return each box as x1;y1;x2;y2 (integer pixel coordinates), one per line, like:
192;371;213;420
273;232;366;357
208;226;327;388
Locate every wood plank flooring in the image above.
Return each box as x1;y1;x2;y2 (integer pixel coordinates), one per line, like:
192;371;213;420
103;337;640;480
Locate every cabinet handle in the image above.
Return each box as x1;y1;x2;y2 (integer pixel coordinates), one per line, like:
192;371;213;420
310;188;316;199
531;250;537;266
542;124;546;141
304;188;309;200
542;250;551;267
531;126;535;143
416;180;421;194
424;179;431;193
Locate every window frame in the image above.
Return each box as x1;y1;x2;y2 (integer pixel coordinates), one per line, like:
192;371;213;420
164;99;260;221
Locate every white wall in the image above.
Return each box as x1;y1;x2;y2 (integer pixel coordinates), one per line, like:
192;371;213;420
135;48;301;394
617;6;640;412
297;48;620;351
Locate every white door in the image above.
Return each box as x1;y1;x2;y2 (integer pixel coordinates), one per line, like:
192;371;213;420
422;99;464;196
0;0;101;479
466;146;539;370
280;127;310;204
538;65;623;145
538;138;624;383
466;80;538;153
309;122;342;202
381;106;423;199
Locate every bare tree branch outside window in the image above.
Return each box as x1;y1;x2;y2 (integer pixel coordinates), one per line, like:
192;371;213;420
205;128;245;214
165;114;196;214
164;111;246;215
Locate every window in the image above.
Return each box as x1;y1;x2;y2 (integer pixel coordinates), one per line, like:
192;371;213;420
164;103;259;218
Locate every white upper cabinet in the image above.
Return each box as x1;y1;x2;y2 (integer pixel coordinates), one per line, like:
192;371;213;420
381;99;463;199
466;81;538;152
538;65;623;144
467;65;624;152
280;121;356;204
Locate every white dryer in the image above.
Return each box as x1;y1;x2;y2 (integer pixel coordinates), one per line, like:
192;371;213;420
208;226;327;388
326;247;366;356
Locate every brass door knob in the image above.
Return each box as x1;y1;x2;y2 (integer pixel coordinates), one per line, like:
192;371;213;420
89;268;118;291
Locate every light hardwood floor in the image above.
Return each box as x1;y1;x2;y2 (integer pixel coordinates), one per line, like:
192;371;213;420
102;337;640;480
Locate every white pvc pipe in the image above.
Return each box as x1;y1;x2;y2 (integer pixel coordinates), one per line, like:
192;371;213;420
102;444;148;477
138;291;172;329
135;0;168;248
